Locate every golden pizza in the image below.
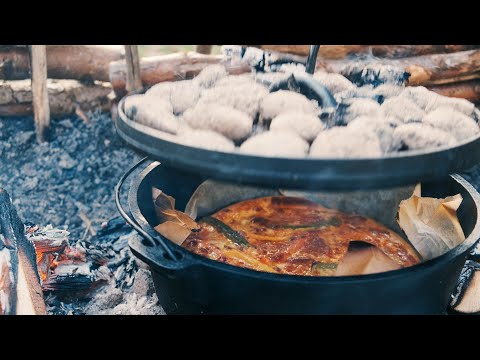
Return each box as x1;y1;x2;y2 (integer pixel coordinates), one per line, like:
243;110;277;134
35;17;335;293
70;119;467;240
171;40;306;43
183;196;420;276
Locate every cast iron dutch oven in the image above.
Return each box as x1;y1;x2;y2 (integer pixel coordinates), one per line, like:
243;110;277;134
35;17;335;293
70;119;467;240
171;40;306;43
114;44;480;192
116;159;480;315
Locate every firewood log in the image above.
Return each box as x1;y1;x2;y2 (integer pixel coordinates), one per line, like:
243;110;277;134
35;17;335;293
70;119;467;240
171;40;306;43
317;49;480;86
0;189;46;315
109;52;251;98
427;79;480;103
0;79;112;117
250;45;480;59
0;45;124;82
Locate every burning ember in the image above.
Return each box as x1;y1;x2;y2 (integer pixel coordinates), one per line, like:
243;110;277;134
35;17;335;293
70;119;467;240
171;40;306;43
0;195;163;315
26;224;69;283
25;218;163;314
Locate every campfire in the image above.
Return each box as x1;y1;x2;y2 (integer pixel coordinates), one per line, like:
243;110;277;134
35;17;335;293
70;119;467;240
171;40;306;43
1;45;480;315
0;188;163;315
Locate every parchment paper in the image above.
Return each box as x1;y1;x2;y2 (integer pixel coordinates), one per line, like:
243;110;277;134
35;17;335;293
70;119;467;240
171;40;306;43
397;184;465;261
184;180;281;220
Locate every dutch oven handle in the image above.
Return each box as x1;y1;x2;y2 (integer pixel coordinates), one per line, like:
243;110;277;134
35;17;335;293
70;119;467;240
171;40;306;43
128;235;189;272
115;157;188;270
268;45;337;109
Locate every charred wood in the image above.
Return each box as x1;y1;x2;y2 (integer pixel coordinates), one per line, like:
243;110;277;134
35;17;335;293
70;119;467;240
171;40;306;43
317;49;480;87
250;45;480;59
0;189;46;315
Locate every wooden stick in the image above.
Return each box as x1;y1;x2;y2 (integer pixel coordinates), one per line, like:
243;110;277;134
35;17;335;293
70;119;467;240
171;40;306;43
81;225;90;242
31;45;50;143
79;211;97;236
109;52;251;98
196;45;213;54
124;45;143;93
75;104;90;124
0;45;124;82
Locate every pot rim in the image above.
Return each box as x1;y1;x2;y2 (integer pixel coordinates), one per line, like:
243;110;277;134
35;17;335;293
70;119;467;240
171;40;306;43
116;96;480;191
128;161;480;284
118;97;480;162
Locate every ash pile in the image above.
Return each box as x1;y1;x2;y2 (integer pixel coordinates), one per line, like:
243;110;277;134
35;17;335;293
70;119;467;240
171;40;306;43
0;112;138;240
30;219;163;315
0;112;163;314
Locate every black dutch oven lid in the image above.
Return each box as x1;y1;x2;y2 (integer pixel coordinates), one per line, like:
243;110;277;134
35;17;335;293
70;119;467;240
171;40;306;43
114;45;480;191
115;98;480;191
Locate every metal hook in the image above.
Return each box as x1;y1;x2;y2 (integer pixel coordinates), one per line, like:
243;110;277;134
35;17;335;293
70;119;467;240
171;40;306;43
305;45;321;74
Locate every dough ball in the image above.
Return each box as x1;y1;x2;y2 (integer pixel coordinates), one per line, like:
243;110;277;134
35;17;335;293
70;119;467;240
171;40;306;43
124;94;179;134
399;86;434;110
422;107;479;141
340;98;381;124
124;94;172;118
310;126;382;158
239;130;309;158
313;71;356;94
270;112;325;142
259;90;318;122
215;74;256;88
146;81;200;114
392;123;457;150
373;84;404;101
400;86;475;116
176;129;235;152
347;115;402;153
182;103;252;141
199;81;268;119
334;85;379;103
426;95;476;116
381;96;426;123
193;64;229;88
145;82;171;98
